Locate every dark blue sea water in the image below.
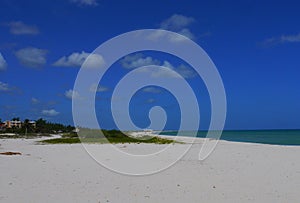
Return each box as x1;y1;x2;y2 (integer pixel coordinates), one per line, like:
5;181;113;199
160;130;300;145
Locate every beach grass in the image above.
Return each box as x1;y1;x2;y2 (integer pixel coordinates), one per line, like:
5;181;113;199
40;136;174;144
0;133;52;139
40;129;175;144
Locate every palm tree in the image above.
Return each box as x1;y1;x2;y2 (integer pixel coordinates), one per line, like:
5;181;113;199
23;119;30;135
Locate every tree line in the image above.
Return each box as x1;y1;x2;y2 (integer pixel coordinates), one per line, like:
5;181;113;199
0;118;75;134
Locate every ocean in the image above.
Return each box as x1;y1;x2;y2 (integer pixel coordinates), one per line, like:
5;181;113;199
160;130;300;145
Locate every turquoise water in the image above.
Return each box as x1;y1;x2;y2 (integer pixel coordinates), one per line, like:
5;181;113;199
160;130;300;145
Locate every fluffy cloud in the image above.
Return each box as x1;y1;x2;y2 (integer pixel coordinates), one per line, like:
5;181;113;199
0;81;10;92
146;98;155;103
280;33;300;42
120;54;196;79
147;30;189;43
138;66;180;78
41;109;59;116
15;47;47;68
0;81;19;94
176;29;195;41
0;53;7;71
142;87;162;93
154;14;196;41
70;0;98;6
263;33;300;46
89;84;109;92
120;53;160;69
65;89;81;100
31;97;39;104
6;21;39;35
160;14;195;31
164;62;197;79
53;51;105;69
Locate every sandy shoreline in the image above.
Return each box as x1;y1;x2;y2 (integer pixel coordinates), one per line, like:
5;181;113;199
1;136;300;202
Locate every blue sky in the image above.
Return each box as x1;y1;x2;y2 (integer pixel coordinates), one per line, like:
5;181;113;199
0;0;300;130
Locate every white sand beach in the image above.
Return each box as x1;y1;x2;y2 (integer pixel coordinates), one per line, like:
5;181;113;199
1;136;300;203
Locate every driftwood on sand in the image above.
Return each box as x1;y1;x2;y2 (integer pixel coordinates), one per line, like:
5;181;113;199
0;152;22;155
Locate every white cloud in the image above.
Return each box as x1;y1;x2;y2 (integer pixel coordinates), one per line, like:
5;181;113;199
42;109;59;116
141;63;196;79
280;33;300;42
161;60;175;69
175;64;197;78
89;84;109;92
120;54;196;79
176;28;195;41
120;53;160;69
263;33;300;46
142;87;162;93
31;97;39;104
0;53;7;71
138;66;180;78
161;61;196;78
53;51;105;69
65;89;81;100
146;98;155;103
6;21;39;35
158;14;196;41
15;47;47;68
70;0;98;6
147;30;192;43
0;81;19;93
0;81;10;92
160;14;195;31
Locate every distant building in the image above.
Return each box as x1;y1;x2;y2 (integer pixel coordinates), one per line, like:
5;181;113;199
73;127;80;133
5;120;22;128
28;121;36;128
130;129;154;137
0;122;6;130
2;120;36;129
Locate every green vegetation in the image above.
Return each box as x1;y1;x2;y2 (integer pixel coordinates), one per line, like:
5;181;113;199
42;137;82;144
40;129;174;144
0;133;52;139
1;118;174;144
34;118;75;133
0;118;75;137
41;136;174;144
